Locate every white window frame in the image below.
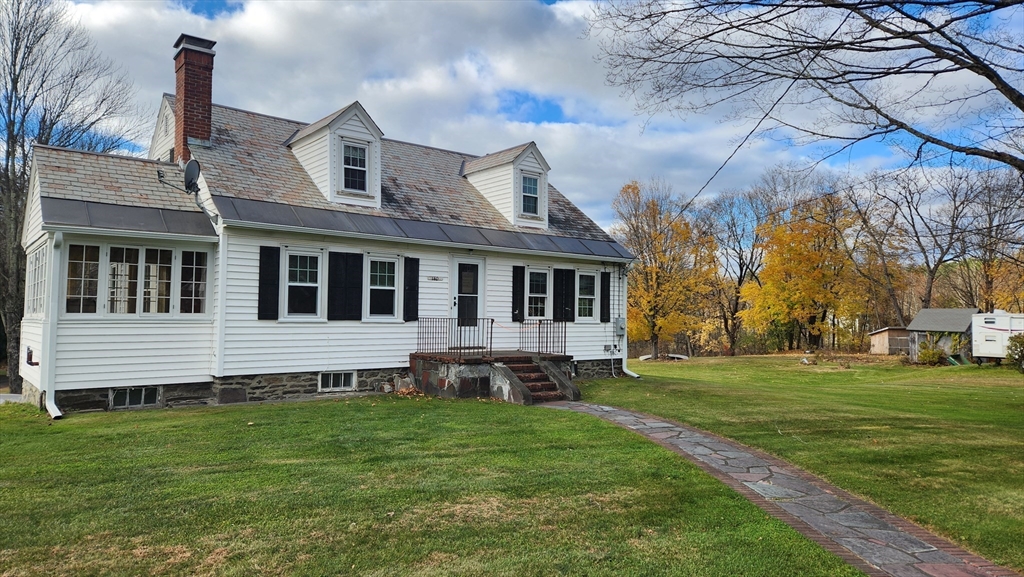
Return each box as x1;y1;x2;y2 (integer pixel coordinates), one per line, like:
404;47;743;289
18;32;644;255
60;241;212;319
281;249;324;319
179;250;209;315
576;271;598;322
521;173;540;216
24;243;48;318
526;267;551;320
365;255;401;321
110;386;160;409
341;140;368;194
141;247;174;315
319;371;357;392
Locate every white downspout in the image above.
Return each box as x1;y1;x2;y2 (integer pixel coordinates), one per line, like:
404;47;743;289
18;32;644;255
621;346;640;379
617;262;640;379
42;232;63;419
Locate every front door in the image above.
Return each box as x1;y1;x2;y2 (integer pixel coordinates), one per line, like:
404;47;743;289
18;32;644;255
452;259;481;326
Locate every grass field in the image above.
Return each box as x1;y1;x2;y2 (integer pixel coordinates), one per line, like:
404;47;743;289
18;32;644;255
581;355;1024;572
0;396;862;576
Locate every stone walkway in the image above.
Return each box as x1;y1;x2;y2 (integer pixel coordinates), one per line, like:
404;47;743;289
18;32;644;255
545;401;1020;577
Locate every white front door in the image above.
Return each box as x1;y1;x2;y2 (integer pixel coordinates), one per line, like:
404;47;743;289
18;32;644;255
451;257;483;324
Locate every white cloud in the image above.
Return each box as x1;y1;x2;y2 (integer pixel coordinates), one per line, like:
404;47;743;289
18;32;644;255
68;0;893;228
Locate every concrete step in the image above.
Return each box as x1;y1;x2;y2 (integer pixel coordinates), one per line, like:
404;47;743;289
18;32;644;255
505;363;540;372
531;390;565;403
526;381;558;393
516;372;550;382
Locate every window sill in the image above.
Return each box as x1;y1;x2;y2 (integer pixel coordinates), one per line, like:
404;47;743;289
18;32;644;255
335;189;374;199
277;317;328;324
362;317;404;324
518;213;544;221
575;318;599;324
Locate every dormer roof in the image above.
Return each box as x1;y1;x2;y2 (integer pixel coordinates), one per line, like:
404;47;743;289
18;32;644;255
462;141;550;176
284;101;383;146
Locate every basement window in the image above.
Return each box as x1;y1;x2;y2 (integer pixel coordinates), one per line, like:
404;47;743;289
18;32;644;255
111;386;159;409
320;371;356;392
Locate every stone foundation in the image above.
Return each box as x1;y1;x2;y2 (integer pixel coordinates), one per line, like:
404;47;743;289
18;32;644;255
574;358;624;379
47;367;411;413
20;380;42;409
410;356;492;399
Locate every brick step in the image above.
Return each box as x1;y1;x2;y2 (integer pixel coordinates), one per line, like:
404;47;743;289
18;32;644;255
526;381;558;392
531;390;565;403
515;372;551;383
505;363;540;372
490;356;535;364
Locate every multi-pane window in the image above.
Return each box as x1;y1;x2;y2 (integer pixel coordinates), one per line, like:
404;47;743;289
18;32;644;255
108;247;140;314
287;253;319;315
143;249;172;313
343;143;367;192
578;273;596;319
180;251;207;314
522;175;539;215
24;245;48;317
369;259;397;316
66;244;100;314
320;371;356;392
528;270;548;317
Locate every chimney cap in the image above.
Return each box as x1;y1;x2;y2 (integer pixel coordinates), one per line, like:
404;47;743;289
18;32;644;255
173;34;217;52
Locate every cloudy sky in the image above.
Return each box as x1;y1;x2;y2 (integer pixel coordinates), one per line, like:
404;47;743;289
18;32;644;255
70;0;895;229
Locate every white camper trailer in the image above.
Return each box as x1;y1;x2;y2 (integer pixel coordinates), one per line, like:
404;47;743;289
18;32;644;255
972;312;1024;363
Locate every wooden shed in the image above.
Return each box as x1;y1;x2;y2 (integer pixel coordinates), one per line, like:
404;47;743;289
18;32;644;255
906;308;980;363
868;327;910;355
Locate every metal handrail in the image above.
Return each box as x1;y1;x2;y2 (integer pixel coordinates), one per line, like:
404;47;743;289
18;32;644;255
416;317;494;359
519;319;567;355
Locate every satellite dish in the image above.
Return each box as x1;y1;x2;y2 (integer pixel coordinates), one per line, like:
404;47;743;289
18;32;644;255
183;159;201;193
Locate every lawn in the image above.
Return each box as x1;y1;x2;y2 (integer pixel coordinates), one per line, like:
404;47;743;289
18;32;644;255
581;355;1024;572
0;396;862;576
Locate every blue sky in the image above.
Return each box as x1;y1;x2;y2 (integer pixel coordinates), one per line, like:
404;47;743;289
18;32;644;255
73;0;901;228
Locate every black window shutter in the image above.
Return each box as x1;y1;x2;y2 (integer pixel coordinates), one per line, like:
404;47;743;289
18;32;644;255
600;271;611;323
328;252;363;320
403;257;419;322
553;269;575;322
512;266;525;322
258;246;280;320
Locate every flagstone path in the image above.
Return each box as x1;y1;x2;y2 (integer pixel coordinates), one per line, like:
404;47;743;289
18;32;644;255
545;401;1020;577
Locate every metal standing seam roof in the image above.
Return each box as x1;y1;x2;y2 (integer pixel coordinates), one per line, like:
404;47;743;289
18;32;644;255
906;308;980;333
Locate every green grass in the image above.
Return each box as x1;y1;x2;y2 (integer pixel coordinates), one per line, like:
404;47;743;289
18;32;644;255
582;355;1024;572
0;396;862;576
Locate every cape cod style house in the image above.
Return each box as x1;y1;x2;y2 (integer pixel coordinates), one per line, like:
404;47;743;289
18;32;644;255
19;35;633;416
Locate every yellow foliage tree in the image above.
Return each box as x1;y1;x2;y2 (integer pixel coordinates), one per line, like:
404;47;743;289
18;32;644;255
612;180;717;358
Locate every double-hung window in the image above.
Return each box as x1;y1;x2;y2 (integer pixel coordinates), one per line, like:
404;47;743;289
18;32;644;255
522;175;539;216
368;258;397;317
528;270;548;318
343;143;367;192
286;253;320;316
577;273;596;320
66;244;100;314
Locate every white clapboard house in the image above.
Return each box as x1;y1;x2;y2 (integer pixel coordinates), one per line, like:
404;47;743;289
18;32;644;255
19;35;633;417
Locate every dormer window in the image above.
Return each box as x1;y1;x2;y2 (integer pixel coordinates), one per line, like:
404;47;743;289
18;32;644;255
522;175;539;216
343;144;367;192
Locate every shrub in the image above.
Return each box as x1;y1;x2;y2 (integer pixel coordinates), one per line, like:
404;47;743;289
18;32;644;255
1007;333;1024;373
917;340;945;366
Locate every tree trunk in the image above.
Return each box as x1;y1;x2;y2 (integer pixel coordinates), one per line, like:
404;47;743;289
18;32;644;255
651;334;660;360
2;309;22;394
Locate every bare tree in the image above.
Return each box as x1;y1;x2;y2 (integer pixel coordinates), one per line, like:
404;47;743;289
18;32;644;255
589;1;1024;171
1;0;139;394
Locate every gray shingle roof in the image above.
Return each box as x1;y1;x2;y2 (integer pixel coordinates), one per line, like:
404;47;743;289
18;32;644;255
183;100;615;243
33;146;200;213
906;308;980;333
462;142;532;175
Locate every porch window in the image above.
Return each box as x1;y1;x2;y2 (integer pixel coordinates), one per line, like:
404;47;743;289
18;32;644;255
180;251;208;314
368;258;397;317
286;252;320;316
66;244;100;314
577;273;596;319
24;244;47;317
528;270;548;318
143;249;173;313
108;247;140;314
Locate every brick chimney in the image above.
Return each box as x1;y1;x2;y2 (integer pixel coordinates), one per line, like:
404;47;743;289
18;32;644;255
173;34;216;163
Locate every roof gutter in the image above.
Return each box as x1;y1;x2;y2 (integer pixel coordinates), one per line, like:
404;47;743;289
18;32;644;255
41;224;218;243
219;218;632;264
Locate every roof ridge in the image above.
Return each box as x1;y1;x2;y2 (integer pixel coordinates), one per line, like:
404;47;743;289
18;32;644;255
33;144;177;166
164;93;308;126
381;137;476;158
474;141;533;159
